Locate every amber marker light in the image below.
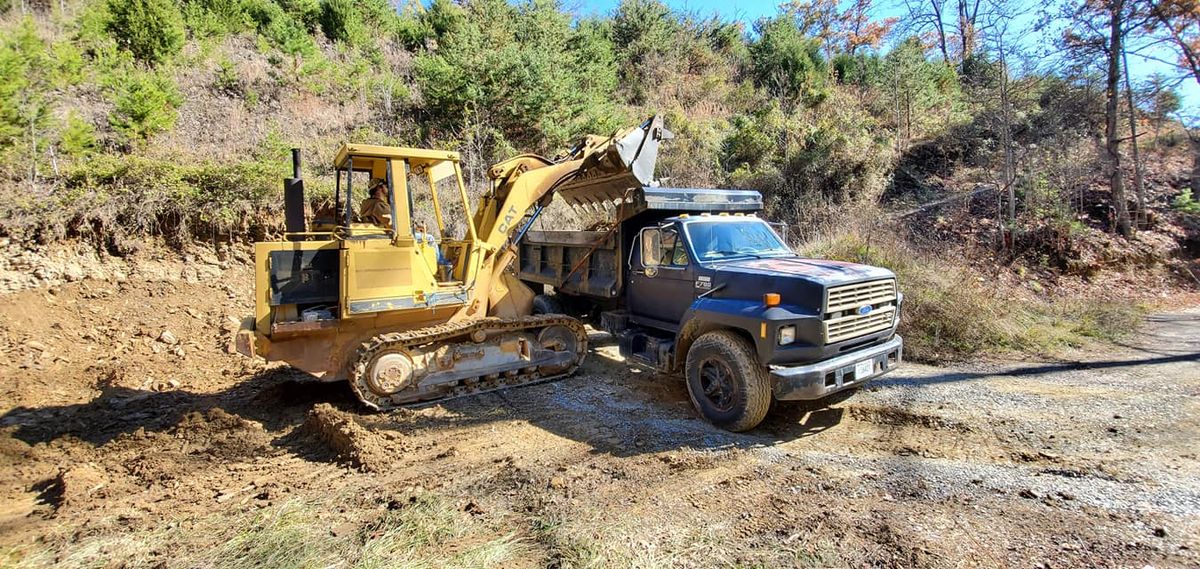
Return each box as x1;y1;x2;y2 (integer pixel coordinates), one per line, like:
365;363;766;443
763;293;781;307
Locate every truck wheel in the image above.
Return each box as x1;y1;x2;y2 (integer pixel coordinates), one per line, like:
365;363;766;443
532;294;564;315
684;330;772;432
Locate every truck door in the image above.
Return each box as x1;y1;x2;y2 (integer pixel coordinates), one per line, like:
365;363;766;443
627;224;695;329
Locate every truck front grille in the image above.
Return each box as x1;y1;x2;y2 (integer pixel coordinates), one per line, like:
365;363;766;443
824;306;896;344
823;279;897;344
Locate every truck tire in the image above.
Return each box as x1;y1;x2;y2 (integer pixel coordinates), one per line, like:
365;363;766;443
532;294;564;315
684;330;772;432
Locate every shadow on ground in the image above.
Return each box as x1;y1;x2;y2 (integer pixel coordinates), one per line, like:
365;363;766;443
3;323;1196;464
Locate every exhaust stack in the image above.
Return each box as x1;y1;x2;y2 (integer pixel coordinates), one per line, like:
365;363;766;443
284;148;306;237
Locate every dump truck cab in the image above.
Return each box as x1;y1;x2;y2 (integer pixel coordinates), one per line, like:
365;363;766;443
518;187;903;431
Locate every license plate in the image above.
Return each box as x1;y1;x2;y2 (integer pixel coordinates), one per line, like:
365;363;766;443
854;359;875;380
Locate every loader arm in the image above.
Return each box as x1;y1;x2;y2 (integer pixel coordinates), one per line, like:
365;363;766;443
474;116;671;255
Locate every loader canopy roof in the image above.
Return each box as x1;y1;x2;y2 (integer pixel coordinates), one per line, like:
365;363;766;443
333;144;460;170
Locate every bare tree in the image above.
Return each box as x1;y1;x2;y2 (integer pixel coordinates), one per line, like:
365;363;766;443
1121;47;1147;227
1143;0;1200;87
899;0;952;62
1061;0;1135;236
969;0;1030;228
957;0;983;60
1104;0;1133;237
897;0;988;62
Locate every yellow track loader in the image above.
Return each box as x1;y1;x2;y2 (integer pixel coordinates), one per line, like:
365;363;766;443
236;117;670;409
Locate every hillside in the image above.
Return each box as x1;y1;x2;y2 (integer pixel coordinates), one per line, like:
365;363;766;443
2;1;1200;567
0;0;1198;361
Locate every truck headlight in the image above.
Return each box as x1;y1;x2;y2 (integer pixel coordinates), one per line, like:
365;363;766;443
778;325;796;345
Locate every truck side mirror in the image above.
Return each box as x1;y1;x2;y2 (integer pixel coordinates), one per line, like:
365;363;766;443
640;228;662;267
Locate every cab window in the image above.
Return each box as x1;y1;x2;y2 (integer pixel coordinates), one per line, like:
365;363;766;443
640;227;688;268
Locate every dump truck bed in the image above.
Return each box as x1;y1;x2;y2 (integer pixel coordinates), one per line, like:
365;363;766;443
518;187;763;300
557;186;762;221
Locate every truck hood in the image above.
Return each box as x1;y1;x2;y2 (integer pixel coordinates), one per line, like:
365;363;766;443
712;256;894;285
707;256;895;309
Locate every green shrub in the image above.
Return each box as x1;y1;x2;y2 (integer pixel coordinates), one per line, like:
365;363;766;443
108;72;183;142
749;15;828;107
213;58;240;94
106;0;185;64
0;19;54;167
318;0;367;46
1173;188;1200;214
722;112;780;171
50;40;86;87
181;0;251;38
60;113;98;157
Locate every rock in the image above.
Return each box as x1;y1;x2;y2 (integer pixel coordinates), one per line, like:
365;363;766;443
26;341;47;352
159;331;179;345
58;464;108;508
549;476;567;489
1018;489;1039;499
462;500;485;516
63;263;85;282
196;264;223;280
1153;527;1167;538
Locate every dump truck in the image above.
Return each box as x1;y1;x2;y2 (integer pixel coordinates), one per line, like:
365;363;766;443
517;186;904;431
235;117;671;409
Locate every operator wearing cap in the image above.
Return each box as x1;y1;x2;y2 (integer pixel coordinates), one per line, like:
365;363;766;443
360;178;392;228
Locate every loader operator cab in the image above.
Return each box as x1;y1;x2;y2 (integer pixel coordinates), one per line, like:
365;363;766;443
329;145;480;287
252;144;484;352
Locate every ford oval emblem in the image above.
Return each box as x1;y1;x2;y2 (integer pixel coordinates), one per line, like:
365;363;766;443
857;305;873;316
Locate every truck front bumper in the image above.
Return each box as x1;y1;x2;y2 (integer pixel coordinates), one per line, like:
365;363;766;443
770;335;902;401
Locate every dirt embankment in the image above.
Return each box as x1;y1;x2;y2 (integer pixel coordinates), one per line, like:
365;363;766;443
0;250;1197;568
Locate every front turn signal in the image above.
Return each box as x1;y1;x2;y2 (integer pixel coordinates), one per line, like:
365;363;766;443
763;293;781;307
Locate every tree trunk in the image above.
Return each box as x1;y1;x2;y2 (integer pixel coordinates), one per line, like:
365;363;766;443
1105;0;1132;237
1000;60;1015;225
1121;48;1146;228
930;0;951;63
957;0;976;61
1191;133;1200;196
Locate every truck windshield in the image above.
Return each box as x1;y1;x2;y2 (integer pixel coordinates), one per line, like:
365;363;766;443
685;220;792;262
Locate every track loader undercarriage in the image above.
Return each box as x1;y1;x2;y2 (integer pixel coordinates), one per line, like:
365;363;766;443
349;314;587;410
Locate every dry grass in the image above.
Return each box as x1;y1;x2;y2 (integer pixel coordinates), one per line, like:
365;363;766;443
7;492;528;569
798;219;1146;363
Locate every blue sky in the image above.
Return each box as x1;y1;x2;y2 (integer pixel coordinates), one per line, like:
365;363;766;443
574;0;1199;113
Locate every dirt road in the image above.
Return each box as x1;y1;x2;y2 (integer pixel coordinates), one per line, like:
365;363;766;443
0;273;1196;568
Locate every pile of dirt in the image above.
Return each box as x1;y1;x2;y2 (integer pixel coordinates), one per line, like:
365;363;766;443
171;408;273;459
301;404;406;472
